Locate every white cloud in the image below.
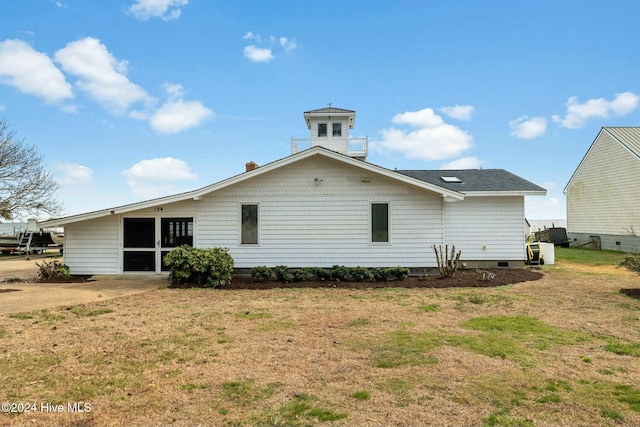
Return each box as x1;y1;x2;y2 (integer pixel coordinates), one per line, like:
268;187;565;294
0;39;73;104
162;82;185;100
439;105;474;121
150;99;213;134
122;157;197;198
54;37;152;115
56;1;68;9
373;108;473;160
552;91;640;129
243;45;274;63
52;161;93;187
242;31;296;62
129;0;189;21
279;37;297;52
440;157;482;169
510;116;547;139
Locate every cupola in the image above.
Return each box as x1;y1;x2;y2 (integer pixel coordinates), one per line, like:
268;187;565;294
291;107;368;160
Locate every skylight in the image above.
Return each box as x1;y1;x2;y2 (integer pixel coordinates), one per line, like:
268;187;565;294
441;176;462;183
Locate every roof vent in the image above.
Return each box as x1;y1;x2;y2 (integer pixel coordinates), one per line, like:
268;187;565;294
441;176;462;183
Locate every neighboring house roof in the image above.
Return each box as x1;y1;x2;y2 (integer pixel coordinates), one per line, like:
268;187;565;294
564;126;640;193
396;169;547;195
40;147;544;228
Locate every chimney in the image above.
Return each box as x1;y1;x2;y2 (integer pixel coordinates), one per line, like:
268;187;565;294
245;161;259;172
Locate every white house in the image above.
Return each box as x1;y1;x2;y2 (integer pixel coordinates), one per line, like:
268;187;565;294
41;107;546;275
564;127;640;252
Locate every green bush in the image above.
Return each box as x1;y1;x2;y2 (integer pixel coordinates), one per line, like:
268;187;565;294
388;266;410;281
291;268;309;282
350;266;370;282
331;265;350;281
619;252;640;275
36;259;71;281
251;266;272;283
310;267;331;281
274;265;290;282
164;245;234;288
371;267;390;282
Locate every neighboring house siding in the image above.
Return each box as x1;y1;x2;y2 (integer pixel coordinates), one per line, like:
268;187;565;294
566;131;640;238
444;196;526;262
64;216;120;275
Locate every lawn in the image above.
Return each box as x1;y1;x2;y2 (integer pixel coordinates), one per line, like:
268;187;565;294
1;249;640;426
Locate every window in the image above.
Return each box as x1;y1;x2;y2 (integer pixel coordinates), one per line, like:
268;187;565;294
161;217;193;247
332;123;342;136
371;203;389;243
318;123;327;137
241;204;259;244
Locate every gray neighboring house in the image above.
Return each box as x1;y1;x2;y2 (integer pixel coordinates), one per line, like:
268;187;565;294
564;127;640;252
41;107;546;275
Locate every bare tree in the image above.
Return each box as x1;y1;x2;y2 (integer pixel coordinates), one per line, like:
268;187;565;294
0;118;63;220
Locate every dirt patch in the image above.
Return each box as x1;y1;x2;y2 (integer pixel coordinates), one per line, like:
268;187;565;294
170;268;544;290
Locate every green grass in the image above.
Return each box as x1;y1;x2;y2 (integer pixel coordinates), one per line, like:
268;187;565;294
70;306;115;317
360;315;586;368
555;247;627;266
351;390;370;400
222;380;279;406
604;341;640;357
256;393;347;426
8;312;33;319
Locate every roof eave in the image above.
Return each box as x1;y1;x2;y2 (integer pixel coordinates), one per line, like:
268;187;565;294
40;147;465;227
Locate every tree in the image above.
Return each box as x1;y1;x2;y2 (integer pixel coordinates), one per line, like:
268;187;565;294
0;118;63;220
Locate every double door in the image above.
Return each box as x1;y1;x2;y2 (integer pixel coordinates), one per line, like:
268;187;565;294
122;217;193;272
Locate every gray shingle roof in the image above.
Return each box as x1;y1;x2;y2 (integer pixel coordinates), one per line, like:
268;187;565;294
395;169;546;193
304;107;355;114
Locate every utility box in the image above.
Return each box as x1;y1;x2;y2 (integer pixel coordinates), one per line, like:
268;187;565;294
539;242;555;265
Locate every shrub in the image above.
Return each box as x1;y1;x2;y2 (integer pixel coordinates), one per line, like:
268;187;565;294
331;265;350;281
310;267;331;281
251;266;272;283
274;265;290;283
164;245;234;288
350;266;370;282
371;267;390;282
388;266;410;281
619;252;640;275
291;268;309;282
36;259;71;281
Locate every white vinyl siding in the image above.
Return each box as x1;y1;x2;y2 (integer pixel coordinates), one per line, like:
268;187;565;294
444;196;526;260
566;130;640;235
63;216;121;274
60;154;529;273
196;156;444;268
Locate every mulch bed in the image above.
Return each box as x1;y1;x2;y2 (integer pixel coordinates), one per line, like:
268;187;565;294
170;268;545;290
620;288;640;299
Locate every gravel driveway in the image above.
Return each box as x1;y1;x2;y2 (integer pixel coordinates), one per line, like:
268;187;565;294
0;255;166;315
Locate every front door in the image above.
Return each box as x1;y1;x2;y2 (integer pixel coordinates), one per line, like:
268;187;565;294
122;217;193;273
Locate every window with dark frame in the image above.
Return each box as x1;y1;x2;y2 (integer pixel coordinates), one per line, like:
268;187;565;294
332;123;342;136
318;123;327;137
371;203;389;243
241;204;259;244
161;217;193;247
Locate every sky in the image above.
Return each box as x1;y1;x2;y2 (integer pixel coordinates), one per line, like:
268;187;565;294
2;0;640;221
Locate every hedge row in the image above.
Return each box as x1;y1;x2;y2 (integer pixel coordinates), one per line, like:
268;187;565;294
250;265;410;283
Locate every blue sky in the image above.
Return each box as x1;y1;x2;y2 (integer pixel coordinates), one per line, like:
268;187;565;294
2;0;640;220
